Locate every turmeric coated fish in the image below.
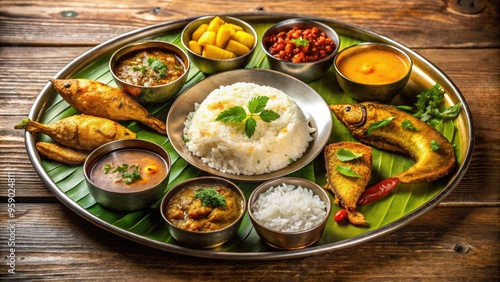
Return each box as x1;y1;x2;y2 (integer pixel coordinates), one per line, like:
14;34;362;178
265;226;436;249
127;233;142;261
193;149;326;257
49;78;167;135
324;142;372;225
36;142;89;165
330;102;456;184
15;115;136;151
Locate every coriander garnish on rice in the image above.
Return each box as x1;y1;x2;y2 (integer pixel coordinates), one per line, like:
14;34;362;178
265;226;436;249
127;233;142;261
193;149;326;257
215;96;280;138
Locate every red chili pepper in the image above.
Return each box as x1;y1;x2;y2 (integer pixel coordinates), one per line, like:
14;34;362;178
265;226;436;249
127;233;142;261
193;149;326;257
357;177;400;206
334;209;348;222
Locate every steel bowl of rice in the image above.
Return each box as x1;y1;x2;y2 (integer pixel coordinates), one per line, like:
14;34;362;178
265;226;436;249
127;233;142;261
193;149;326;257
248;177;332;250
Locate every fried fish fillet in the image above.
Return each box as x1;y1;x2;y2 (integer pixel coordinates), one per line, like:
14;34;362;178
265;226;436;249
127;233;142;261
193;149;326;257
329;102;456;184
14;115;136;151
36;142;88;165
49;78;167;135
324;141;372;225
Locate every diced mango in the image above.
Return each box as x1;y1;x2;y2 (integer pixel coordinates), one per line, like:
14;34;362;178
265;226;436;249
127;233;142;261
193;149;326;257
197;31;216;47
231;30;255;49
203;44;237;60
225;39;250;56
222;24;237;36
188;40;202;55
225;23;244;32
191;23;208;42
206;16;226;32
215;25;232;48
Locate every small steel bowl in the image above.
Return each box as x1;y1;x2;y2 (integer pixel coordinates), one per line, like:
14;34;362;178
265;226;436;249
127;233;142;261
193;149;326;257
181;15;257;75
109;40;190;103
248;177;331;250
261;18;341;82
83;139;171;211
333;42;413;102
160;176;246;248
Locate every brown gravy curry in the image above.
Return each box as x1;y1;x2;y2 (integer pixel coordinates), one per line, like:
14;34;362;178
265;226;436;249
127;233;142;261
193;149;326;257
90;149;167;192
166;184;243;232
114;48;185;87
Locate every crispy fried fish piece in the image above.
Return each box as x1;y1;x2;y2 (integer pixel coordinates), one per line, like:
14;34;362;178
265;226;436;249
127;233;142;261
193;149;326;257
324;141;372;225
14;115;136;151
49;78;166;135
36;142;88;165
329;102;456;184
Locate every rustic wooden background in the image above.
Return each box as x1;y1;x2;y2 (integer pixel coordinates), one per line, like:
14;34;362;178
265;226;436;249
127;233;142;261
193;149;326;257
0;0;498;280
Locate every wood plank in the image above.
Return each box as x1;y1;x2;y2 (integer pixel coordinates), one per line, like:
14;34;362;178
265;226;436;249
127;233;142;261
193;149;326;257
1;46;499;202
0;203;497;279
0;0;498;48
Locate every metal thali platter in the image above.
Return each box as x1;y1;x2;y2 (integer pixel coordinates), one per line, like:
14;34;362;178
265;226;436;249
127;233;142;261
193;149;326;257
25;14;474;260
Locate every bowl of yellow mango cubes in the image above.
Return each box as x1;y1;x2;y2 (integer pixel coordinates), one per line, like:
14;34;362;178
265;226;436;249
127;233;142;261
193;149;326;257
181;15;257;74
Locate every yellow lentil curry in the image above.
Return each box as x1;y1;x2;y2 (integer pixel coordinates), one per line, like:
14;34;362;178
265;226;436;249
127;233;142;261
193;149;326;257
337;48;409;85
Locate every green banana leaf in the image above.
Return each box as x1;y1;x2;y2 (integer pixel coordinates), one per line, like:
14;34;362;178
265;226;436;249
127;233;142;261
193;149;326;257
37;23;462;253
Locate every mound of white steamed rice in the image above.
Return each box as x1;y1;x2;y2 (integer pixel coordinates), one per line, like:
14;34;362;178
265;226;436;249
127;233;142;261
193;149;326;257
183;82;315;175
251;183;327;232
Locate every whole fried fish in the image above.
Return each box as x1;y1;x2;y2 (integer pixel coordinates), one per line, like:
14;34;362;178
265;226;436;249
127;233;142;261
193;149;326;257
324;142;372;225
49;78;166;135
330;102;456;184
36;142;88;165
15;115;136;151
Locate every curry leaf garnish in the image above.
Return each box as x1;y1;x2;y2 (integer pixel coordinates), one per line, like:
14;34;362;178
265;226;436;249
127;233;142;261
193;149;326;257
367;116;395;136
337;148;363;162
215;96;280;138
336;165;362;178
245;117;257;139
440;102;462;119
259;109;280;122
104;163;142;184
401;119;419;131
430;140;440;151
194;188;226;208
290;36;310;47
216;106;247;123
248;96;268;113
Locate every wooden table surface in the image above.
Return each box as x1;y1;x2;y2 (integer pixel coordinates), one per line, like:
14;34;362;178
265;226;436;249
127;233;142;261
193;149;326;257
1;0;499;280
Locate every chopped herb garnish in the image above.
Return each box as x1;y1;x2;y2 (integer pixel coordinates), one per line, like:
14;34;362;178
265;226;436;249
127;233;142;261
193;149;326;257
290;36;310;47
401;119;419;131
216;96;280;138
104;163;142;184
148;58;167;76
336;165;361;178
430;140;440;151
194;188;226;208
103;163;113;174
367;116;395;136
336;148;363;162
413;83;461;125
132;57;169;79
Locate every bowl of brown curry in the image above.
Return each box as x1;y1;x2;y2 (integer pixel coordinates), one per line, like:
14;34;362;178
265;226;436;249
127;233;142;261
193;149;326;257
83;139;171;211
160;176;246;248
109;40;190;103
